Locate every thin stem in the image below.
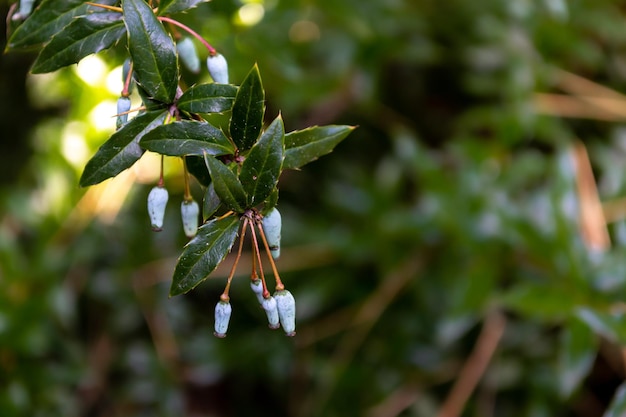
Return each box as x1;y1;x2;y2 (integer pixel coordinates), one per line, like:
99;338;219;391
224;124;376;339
251;242;259;281
158;155;165;187
248;220;270;298
256;219;284;290
216;211;235;221
158;16;217;55
182;157;192;201
122;60;133;97
221;218;248;301
85;2;122;13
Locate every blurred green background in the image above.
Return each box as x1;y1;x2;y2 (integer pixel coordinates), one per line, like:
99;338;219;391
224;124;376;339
4;0;626;416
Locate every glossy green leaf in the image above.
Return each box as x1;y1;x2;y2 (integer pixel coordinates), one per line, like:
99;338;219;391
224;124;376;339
283;125;355;170
6;0;117;50
240;115;284;206
122;0;179;103
170;215;240;296
177;84;238;114
230;64;264;151
604;382;626;417
140;120;234;156
185;155;211;186
31;12;126;74
158;0;211;15
80;110;168;187
557;318;597;398
203;182;221;220
203;154;247;213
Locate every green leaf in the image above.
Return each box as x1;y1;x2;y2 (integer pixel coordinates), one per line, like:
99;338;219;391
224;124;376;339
230;64;264;151
7;0;117;50
177;84;238;114
499;283;580;320
240;115;284;206
80;110;168;187
604;382;626;417
185;155;211;186
31;12;126;74
283;125;355;170
576;307;626;345
140;120;235;157
122;0;179;103
170;215;240;296
203;182;221;220
557;318;597;398
158;0;211;15
203;154;247;213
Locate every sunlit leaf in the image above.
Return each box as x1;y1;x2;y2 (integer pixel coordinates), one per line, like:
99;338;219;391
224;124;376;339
80;110;168;187
283;125;355;170
7;0;117;50
170;215;240;296
31;12;125;73
122;0;179;103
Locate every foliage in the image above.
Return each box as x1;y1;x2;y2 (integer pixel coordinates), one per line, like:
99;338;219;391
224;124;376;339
3;0;626;416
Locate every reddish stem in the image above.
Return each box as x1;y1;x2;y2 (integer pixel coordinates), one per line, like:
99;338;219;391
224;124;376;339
158;16;217;55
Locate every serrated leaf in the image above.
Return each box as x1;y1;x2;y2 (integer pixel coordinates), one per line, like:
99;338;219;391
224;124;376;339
604;382;626;417
122;0;179;103
170;215;240;296
140;120;235;156
31;12;126;74
230;64;264;151
240;115;284;206
203;182;221;220
80;110;168;187
203;154;247;212
557;318;597;398
177;84;238;114
7;0;117;50
283;125;355;170
158;0;211;15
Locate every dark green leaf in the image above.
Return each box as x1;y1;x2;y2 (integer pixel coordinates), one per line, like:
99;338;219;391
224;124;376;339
170;215;240;296
80;110;168;187
122;0;179;103
240;115;284;206
177;84;238;114
185;155;211;186
283;125;355;170
140;120;235;156
137;85;169;111
203;154;247;213
158;0;211;15
31;13;126;74
229;64;264;151
557;318;597;398
604;382;626;417
7;0;117;50
263;187;279;212
203;182;221;220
